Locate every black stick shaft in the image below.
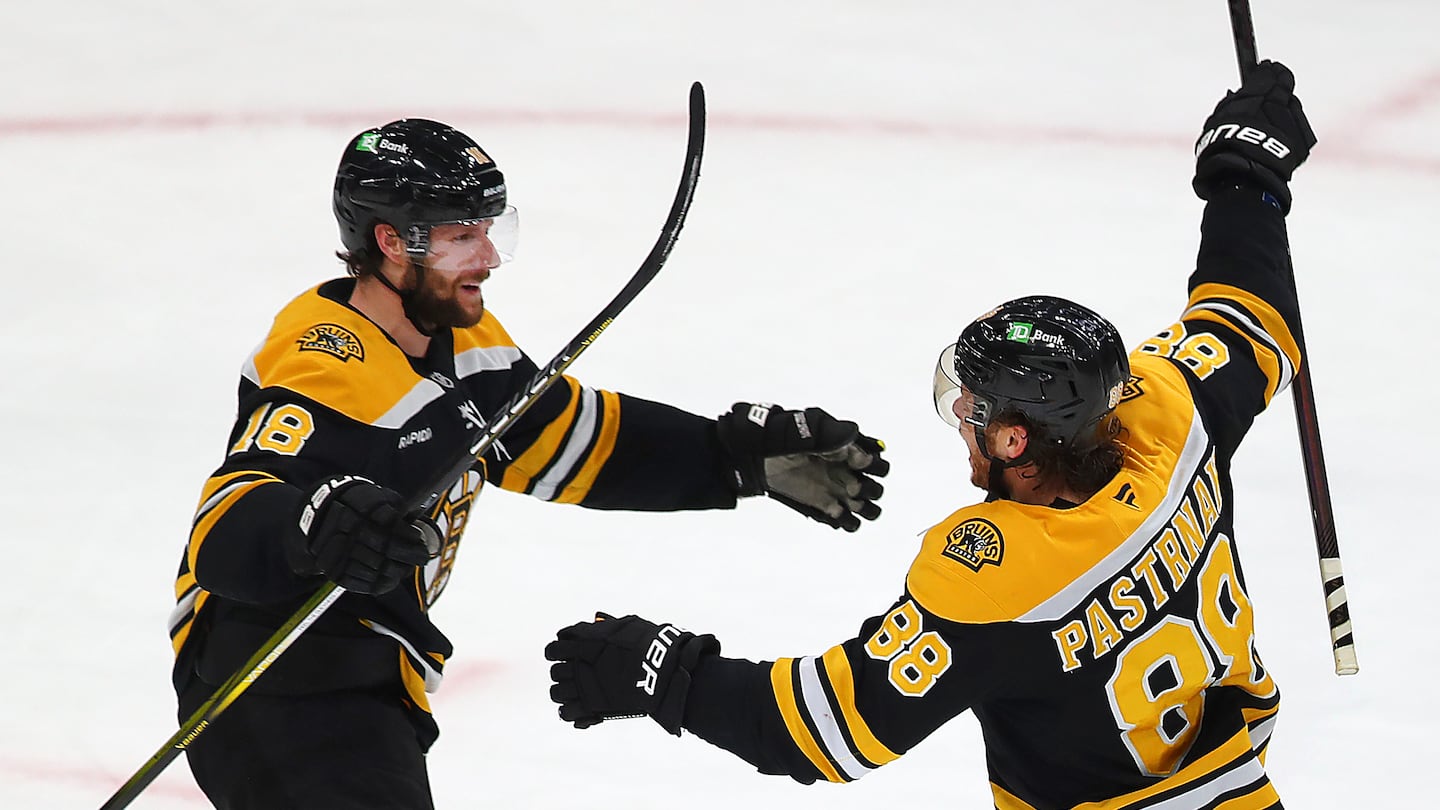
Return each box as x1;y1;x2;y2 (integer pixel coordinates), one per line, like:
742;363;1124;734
1227;0;1259;77
1226;0;1357;676
99;81;708;809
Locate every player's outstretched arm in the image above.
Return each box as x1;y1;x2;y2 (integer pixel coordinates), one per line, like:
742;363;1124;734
716;402;889;532
545;612;830;781
546;596;978;784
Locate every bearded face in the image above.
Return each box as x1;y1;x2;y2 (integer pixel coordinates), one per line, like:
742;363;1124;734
404;221;502;329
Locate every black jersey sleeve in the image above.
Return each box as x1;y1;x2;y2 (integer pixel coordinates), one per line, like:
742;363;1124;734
482;371;736;511
585;394;736;510
1134;186;1303;452
682;594;998;784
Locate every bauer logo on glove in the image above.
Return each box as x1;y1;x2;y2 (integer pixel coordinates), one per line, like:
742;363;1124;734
545;613;720;736
637;624;684;695
1194;124;1291;159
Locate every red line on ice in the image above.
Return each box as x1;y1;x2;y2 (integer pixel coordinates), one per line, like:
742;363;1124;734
436;658;506;695
1356;66;1440;123
0;105;1435;175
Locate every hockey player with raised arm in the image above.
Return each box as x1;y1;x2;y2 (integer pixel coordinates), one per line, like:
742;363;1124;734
169;118;888;809
546;61;1315;809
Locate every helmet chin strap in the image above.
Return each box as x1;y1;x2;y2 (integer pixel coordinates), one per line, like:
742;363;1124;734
373;227;439;337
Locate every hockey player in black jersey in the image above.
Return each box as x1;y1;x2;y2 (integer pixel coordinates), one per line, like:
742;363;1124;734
169;118;888;809
546;61;1316;809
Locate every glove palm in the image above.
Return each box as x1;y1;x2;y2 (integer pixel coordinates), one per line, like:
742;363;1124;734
717;402;888;532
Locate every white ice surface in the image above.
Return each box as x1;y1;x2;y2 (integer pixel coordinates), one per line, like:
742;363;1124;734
1;1;1436;807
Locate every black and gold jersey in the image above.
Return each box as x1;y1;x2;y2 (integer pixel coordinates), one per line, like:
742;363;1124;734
170;277;736;746
683;189;1301;809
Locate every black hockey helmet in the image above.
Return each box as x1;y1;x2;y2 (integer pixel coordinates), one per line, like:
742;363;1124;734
934;295;1129;453
333;118;509;257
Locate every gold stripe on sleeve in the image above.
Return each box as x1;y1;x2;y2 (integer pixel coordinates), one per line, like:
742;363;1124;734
499;377;582;494
397;649;433;715
173;571;198;601
1189;283;1302;382
194;469;269;507
553;389;622;505
1182;307;1283;404
169;589;211;654
187;473;281;574
819;646;899;767
1240;705;1279;725
991;783;1042;810
769;658;843;783
1241;704;1280;766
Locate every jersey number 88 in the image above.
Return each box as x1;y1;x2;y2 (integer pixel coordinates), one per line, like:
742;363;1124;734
1105;536;1275;776
864;601;954;698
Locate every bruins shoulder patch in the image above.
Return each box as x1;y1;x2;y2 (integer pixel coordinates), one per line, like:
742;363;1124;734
297;323;365;362
941;517;1004;571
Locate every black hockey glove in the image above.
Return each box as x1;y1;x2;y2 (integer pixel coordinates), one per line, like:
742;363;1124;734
283;475;440;596
545;613;720;736
716;402;888;532
1193;59;1316;214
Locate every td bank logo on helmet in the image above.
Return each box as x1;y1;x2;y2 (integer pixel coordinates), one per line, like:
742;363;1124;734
1195;123;1291;159
354;132;412;155
1004;321;1067;350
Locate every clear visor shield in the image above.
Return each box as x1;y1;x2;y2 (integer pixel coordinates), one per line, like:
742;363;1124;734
414;206;520;270
933;344;966;428
932;344;991;431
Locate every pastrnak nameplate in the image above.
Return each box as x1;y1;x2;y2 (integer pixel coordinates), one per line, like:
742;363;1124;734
297;323;365;362
942;518;1004;572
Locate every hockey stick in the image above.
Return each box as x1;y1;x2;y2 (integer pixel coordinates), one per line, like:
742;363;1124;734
99;81;707;810
1225;0;1357;677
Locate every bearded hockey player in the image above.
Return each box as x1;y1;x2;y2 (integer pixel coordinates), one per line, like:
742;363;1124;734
546;60;1315;809
168;117;888;809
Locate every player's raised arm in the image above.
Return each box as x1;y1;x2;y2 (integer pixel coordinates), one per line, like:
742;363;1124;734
1138;60;1316;448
